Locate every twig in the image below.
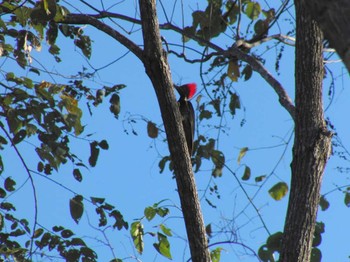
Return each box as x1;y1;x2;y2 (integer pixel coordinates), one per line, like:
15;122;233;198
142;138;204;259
0;123;38;259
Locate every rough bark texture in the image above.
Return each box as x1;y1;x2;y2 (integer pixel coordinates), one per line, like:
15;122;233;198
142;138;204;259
303;0;350;72
138;1;211;261
280;1;332;262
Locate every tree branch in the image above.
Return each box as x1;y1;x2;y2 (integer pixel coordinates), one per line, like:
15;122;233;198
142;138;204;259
61;11;295;120
161;22;296;120
59;14;144;62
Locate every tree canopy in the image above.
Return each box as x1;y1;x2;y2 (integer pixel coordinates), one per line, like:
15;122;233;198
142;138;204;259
0;0;349;261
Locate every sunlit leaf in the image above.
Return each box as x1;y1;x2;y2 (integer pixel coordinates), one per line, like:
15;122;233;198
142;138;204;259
237;147;248;164
153;233;172;259
130;221;144;254
245;2;261;20
210;247;223;262
144;206;156;221
268;182;288;201
160;224;172;237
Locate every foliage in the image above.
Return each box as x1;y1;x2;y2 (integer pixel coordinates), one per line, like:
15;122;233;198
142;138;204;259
0;0;347;261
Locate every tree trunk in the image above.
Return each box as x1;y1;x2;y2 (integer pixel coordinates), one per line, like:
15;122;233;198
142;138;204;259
280;1;332;262
303;0;350;72
138;1;211;261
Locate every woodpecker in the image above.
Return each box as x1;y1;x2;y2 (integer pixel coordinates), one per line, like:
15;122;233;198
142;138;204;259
175;83;197;155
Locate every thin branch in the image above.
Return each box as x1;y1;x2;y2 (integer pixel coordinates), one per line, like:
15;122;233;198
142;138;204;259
0;123;38;259
59;14;144;62
60;12;295;119
161;22;296;120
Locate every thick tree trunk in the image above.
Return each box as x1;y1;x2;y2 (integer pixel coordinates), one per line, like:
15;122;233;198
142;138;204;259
303;0;350;72
280;1;332;262
138;1;211;261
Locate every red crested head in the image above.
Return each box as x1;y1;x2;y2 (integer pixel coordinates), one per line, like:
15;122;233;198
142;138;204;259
175;83;197;100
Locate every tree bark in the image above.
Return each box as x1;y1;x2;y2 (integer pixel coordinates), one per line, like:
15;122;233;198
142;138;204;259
280;1;332;262
138;1;211;261
303;0;350;72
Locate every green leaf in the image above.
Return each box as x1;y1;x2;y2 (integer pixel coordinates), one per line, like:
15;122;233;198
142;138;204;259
99;140;109;150
245;2;261;20
4;177;16;192
237;147;248;164
89;141;99;167
156;207;170;217
258;245;274;262
210;247;223;262
61;229;74;238
160;224;172;237
206;224;212;238
229;92;241;116
52;225;64;232
212;167;223;178
227;60;240;82
241;166;251;181
109;94;120;118
211;149;225;169
268;182;288;201
130;221;144;254
144;206;157;221
319;195;330;211
33;228;44;239
90;197;105;205
242;65;253;81
199;109;212;120
73;168;82;182
70;195;84;224
255;175;266;183
311;247;322;262
266;231;283;252
344;190;350;207
12;129;27;144
0;188;6;198
153;233;172;259
74;35;91;59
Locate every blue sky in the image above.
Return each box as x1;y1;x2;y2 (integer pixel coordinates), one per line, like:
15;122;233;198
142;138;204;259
1;1;350;261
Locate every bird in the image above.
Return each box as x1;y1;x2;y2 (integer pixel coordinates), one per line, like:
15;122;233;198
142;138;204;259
174;83;197;155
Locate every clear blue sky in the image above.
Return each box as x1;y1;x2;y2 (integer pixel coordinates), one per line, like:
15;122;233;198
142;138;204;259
1;1;350;261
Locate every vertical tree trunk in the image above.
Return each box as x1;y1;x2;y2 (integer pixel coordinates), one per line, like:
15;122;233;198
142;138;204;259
302;0;350;72
280;1;332;261
138;1;211;261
